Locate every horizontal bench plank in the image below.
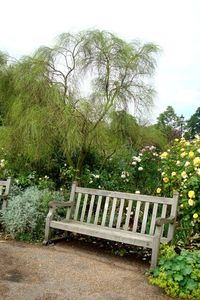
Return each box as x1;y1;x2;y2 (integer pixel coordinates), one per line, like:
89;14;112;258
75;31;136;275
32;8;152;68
75;187;174;204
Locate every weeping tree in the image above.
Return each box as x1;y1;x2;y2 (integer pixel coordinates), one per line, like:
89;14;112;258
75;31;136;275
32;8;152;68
1;30;160;178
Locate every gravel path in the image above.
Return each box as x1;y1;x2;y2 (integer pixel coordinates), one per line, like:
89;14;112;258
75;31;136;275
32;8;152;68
0;239;176;300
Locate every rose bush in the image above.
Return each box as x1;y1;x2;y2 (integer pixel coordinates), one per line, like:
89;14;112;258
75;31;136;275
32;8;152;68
157;136;200;243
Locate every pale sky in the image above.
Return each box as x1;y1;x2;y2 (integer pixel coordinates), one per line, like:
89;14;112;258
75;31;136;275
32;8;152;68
0;0;200;123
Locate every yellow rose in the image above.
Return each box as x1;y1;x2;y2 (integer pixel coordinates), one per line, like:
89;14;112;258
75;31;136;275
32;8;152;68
193;213;198;219
189;151;194;158
156;188;162;194
175;138;179;142
188;190;195;198
181;152;187;158
160;152;168;159
188;199;194;206
163;177;169;183
171;172;176;176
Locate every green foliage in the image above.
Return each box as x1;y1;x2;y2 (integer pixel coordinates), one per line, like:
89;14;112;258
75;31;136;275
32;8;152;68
158;137;200;244
0;186;51;240
0;30;159;178
149;245;200;299
80;145;161;194
186;107;200;139
156;106;182;141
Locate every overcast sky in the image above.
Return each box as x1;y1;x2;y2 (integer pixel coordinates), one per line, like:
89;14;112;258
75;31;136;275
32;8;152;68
0;0;199;123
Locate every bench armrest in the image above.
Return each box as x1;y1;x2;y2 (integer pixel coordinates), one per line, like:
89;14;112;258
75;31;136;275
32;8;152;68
48;201;73;209
155;216;175;226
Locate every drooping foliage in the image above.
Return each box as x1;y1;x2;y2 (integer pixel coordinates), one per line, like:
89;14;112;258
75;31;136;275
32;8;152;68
0;30;160;177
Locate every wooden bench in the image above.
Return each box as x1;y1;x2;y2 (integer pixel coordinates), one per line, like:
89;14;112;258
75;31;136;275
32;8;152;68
44;181;179;269
0;177;11;209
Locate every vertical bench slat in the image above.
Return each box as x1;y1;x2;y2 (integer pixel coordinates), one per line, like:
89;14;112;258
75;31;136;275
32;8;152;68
87;194;95;223
116;198;125;229
124;200;132;230
74;193;82;221
141;202;150;234
161;204;167;218
109;197;117;228
160;204;167;237
80;194;88;222
94;196;102;225
149;203;158;235
132;200;141;232
101;197;110;226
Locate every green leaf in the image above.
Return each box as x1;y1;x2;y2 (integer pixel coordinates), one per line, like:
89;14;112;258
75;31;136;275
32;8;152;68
182;266;193;275
174;274;183;281
185;279;198;291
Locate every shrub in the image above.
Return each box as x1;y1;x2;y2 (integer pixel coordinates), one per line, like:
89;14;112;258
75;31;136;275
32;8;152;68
0;186;51;240
81;145;161;195
157;136;200;243
149;245;200;299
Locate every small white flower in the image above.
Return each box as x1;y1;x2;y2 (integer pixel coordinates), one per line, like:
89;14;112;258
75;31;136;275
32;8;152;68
138;167;143;171
197;148;200;153
185;161;190;167
94;174;99;179
60;188;63;191
89;180;93;184
64;163;67;166
121;174;126;178
161;172;165;176
132;161;137;165
98;185;101;189
135;190;140;194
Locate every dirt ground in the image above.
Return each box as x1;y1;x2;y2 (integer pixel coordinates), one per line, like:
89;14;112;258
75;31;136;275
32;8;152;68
0;238;177;300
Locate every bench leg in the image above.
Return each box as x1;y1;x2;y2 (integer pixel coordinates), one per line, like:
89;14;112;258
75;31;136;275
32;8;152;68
43;208;54;245
150;236;160;270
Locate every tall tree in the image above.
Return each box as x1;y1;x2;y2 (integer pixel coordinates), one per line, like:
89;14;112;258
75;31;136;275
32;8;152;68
156;106;182;141
1;30;160;177
186;107;200;138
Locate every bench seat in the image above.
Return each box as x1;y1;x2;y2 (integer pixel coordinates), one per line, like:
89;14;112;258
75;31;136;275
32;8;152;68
50;220;154;248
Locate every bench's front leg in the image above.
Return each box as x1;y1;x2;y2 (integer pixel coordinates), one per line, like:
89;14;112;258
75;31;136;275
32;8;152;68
43;207;55;245
150;226;162;270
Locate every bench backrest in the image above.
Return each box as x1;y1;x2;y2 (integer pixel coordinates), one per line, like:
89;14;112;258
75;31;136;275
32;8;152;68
0;177;12;209
67;182;179;242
